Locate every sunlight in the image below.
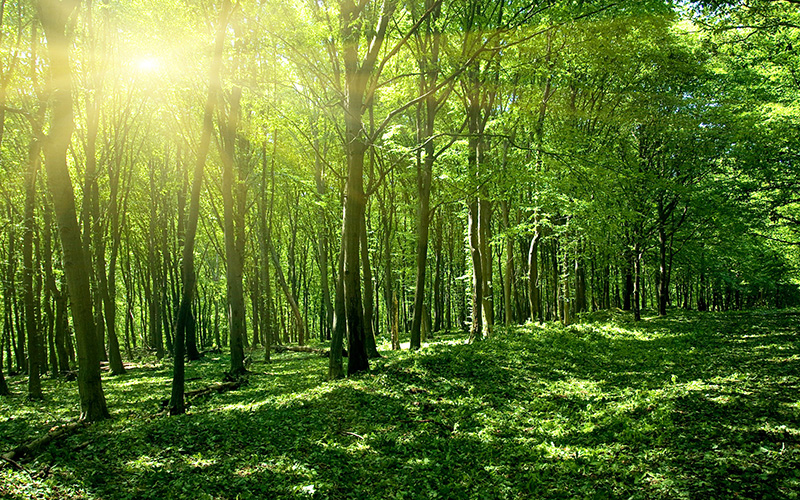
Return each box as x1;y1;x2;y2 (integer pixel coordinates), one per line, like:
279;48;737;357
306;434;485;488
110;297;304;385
135;56;160;73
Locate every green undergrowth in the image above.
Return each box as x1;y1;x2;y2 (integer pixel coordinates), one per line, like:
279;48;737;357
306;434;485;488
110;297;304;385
2;310;799;499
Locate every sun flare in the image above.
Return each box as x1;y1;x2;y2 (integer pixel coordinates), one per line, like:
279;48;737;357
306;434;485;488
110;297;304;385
135;56;160;73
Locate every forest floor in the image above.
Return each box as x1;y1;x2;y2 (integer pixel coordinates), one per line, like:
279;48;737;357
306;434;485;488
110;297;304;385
1;309;799;499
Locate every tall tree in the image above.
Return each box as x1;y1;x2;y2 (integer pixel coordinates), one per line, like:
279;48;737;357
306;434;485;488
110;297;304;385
169;0;231;415
36;0;109;421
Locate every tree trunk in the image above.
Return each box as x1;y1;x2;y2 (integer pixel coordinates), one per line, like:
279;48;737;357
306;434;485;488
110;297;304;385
479;198;493;337
221;85;247;375
658;225;668;317
100;146;125;374
528;231;541;323
339;0;395;375
0;345;8;395
328;219;346;380
468;199;483;343
575;256;587;314
623;254;633;311
633;243;642;322
169;0;230;415
409;154;432;349
265;230;306;347
148;165;164;359
361;220;380;358
6;214;23;374
37;0;109;422
502;201;514;326
24;135;42;399
433;215;444;333
313;120;333;342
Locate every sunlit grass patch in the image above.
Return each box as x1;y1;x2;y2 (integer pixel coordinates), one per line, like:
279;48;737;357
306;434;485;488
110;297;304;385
2;309;799;499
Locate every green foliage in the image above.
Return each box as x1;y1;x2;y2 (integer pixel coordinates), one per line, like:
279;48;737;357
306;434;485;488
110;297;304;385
3;311;799;499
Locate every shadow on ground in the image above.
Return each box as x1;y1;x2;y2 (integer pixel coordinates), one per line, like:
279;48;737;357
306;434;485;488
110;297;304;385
2;310;798;499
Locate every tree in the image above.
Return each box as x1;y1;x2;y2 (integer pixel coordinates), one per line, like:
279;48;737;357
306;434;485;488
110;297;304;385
36;0;109;421
169;0;231;415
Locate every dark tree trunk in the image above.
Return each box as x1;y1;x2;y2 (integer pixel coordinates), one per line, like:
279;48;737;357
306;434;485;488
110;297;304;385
409;155;432;349
312;119;334;343
0;347;8;395
633;244;642;322
361;220;380;358
657;225;669;317
502;201;514;326
338;0;395;375
575;256;587;314
221;85;247;375
528;231;541;323
37;0;109;422
433;215;444;333
24;136;42;399
468;199;483;343
329;222;346;380
623;254;633;311
169;0;230;415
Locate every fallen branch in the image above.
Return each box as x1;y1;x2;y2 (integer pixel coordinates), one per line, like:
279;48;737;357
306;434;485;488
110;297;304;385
0;455;31;475
1;421;86;464
100;362;136;373
160;379;244;408
273;345;348;357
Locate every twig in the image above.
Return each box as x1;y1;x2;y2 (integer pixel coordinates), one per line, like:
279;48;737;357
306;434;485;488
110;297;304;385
0;455;32;475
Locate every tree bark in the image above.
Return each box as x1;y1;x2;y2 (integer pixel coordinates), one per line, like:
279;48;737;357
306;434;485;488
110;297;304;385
37;0;109;422
312;118;333;342
528;231;541;323
502;201;514;326
633;243;642;322
24;133;42;399
361;219;380;358
433;214;444;333
169;0;230;415
328;218;346;380
468;199;483;343
221;85;247;375
265;229;306;347
338;0;395;375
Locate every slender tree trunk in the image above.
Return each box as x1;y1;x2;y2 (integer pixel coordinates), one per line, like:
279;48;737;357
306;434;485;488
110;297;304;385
0;344;8;395
409;155;432;349
221;85;247;374
502;201;514;326
37;0;109;421
148;165;164;359
633;243;642;322
479;198;493;336
328;218;346;380
623;249;633;311
361;218;380;358
6;213;23;374
265;229;306;346
468;199;483;343
658;225;668;317
169;0;230;415
528;231;541;323
575;256;586;314
100;155;125;374
433;215;444;333
24;138;42;399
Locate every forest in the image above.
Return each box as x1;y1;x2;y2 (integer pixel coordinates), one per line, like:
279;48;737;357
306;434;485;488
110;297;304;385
0;0;799;498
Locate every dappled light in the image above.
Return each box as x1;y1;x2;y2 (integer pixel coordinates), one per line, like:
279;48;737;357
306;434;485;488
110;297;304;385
1;0;799;498
5;310;798;498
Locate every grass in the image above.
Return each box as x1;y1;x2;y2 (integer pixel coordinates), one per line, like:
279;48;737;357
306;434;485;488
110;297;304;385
1;309;799;499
